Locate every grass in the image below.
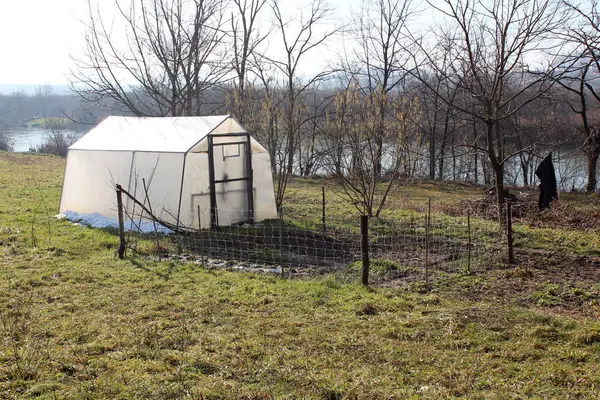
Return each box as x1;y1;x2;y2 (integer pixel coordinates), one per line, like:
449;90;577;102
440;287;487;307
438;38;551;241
1;153;600;398
23;117;70;128
285;177;600;255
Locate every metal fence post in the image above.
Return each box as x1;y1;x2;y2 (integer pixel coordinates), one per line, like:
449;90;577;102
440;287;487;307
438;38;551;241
116;184;126;259
198;205;206;268
507;201;514;265
361;215;370;286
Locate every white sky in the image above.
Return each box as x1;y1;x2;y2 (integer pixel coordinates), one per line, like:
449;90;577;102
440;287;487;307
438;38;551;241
0;0;88;85
0;0;362;86
0;0;575;87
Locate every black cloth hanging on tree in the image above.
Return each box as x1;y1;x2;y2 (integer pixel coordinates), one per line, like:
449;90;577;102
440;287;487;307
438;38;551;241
535;152;558;210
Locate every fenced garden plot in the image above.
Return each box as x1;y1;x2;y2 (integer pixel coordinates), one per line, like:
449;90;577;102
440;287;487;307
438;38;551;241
172;221;360;271
118;186;507;285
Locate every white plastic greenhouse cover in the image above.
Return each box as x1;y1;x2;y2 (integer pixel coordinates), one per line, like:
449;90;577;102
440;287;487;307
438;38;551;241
60;114;278;229
69;115;247;152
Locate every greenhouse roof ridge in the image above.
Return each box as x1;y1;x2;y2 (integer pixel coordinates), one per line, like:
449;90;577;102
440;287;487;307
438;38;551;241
69;115;246;152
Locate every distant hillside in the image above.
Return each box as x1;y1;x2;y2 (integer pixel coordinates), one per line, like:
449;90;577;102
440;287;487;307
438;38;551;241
0;90;132;130
0;84;70;95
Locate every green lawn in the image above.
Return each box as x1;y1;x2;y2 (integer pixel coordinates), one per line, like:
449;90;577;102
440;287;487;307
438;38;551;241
1;153;600;399
284;178;600;256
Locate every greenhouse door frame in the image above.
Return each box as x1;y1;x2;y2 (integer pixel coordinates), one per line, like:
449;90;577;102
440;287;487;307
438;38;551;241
207;133;254;229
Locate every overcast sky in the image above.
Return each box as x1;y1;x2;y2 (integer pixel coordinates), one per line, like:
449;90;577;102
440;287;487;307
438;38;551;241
0;0;578;87
0;0;88;85
0;0;367;86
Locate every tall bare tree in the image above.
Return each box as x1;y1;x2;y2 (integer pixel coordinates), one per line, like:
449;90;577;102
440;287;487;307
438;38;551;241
558;0;600;192
296;84;332;177
324;77;420;217
352;0;417;178
35;85;54;119
229;0;269;123
263;0;338;208
412;0;572;223
506;95;564;186
415;47;460;181
71;0;229;117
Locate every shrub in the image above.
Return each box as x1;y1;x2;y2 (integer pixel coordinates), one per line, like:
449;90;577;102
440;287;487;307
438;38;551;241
0;130;13;152
32;130;77;157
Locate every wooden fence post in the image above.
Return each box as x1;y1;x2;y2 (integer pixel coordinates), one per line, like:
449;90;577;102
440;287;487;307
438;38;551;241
507;201;514;265
425;198;431;285
467;207;472;274
361;215;370;286
322;186;326;234
116;184;126;259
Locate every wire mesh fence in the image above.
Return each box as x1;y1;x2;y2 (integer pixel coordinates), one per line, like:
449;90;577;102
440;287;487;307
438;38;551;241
173;214;361;272
366;205;504;283
116;186;509;285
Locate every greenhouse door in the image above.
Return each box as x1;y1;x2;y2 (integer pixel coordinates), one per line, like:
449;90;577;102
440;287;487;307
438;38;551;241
207;133;254;228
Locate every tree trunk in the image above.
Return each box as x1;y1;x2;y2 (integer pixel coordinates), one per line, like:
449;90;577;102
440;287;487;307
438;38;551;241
374;100;385;179
521;155;529;186
586;150;599;193
286;87;295;175
493;162;506;226
429;131;436;180
438;148;445;180
287;133;295;174
486;121;506;226
473;151;478;184
374;137;383;179
529;157;535;187
451;138;456;181
473;120;478;184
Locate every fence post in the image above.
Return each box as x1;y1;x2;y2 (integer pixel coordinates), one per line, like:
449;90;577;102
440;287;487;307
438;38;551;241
507;201;514;265
467;207;472;274
360;215;370;286
143;178;161;261
279;206;285;275
322;186;326;234
116;184;126;259
197;205;206;268
425;198;431;285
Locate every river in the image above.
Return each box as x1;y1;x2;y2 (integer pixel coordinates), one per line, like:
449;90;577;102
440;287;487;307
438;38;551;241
4;128;86;152
2;127;595;191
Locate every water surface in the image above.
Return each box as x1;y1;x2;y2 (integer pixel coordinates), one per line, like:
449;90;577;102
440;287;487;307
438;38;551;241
4;128;85;152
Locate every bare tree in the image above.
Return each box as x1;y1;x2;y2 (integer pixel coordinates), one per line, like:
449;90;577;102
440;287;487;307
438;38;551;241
250;59;281;179
229;0;269;123
0;129;14;152
324;77;421;217
558;0;600;192
505;94;565;186
35;119;77;157
71;0;229;117
35;85;54;119
262;0;338;208
415;51;460;180
297;84;332;177
352;0;417;178
412;0;573;223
